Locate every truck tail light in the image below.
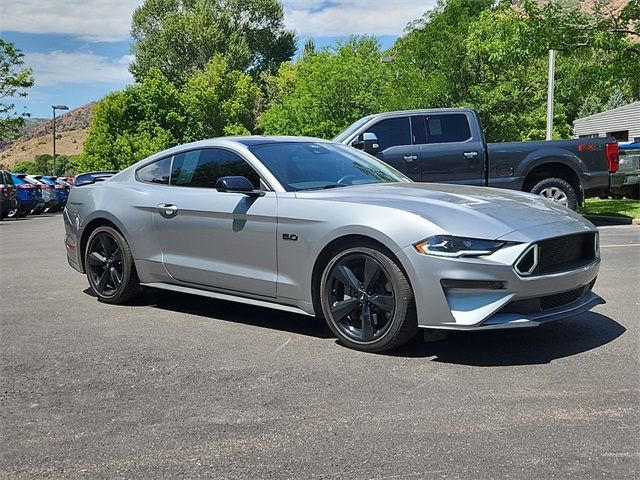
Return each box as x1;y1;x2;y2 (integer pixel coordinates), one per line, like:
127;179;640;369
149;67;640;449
605;143;619;173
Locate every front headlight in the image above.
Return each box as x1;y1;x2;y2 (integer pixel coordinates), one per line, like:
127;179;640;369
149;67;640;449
414;235;506;258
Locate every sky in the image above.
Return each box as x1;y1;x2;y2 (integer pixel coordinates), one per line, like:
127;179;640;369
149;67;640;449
0;0;435;119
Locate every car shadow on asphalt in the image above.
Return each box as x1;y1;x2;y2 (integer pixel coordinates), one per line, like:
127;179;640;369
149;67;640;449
138;288;334;339
389;312;625;366
86;288;624;365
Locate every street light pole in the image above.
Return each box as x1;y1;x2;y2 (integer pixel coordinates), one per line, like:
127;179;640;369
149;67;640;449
51;104;69;175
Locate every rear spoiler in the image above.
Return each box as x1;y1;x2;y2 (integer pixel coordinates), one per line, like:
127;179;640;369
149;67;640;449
74;171;119;187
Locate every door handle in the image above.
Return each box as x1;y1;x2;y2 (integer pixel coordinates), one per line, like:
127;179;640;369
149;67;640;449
157;203;178;217
403;155;418;162
463;151;479;159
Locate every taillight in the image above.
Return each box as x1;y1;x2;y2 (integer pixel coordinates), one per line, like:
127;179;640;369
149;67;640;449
605;143;619;173
41;184;50;189
54;185;64;190
17;184;34;189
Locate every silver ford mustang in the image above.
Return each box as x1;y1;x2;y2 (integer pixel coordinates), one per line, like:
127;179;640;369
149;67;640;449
64;137;604;352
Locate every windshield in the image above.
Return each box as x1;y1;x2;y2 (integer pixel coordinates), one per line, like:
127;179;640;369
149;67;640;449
249;142;410;191
333;116;374;143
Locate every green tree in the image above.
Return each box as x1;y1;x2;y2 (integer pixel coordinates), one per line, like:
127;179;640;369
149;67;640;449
130;0;296;83
82;68;183;171
33;154;53;174
82;57;261;172
0;39;35;140
12;160;40;175
387;0;639;141
258;37;396;138
388;0;494;110
180;55;262;141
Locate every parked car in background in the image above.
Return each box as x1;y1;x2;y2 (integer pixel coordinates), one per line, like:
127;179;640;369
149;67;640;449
610;141;640;199
8;173;42;218
336;108;621;210
55;177;73;188
0;170;18;220
12;174;46;215
64;137;604;353
42;176;70;209
27;175;60;212
20;176;46;214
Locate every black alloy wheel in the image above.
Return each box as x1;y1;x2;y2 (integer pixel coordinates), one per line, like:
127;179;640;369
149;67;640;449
85;226;140;303
87;233;124;297
320;246;417;352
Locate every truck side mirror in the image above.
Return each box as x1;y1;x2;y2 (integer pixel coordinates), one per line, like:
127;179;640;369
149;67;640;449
352;132;379;155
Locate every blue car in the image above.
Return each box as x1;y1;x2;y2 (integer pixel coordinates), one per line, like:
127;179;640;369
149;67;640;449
10;173;46;217
28;175;61;212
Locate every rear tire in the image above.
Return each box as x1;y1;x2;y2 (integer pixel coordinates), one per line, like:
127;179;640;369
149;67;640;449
529;177;578;210
84;226;140;304
319;246;418;352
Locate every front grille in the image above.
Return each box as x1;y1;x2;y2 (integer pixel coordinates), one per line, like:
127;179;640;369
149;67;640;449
538;233;596;274
540;286;586;310
514;232;597;276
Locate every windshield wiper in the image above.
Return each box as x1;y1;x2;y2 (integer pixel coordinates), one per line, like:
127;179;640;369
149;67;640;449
298;183;349;191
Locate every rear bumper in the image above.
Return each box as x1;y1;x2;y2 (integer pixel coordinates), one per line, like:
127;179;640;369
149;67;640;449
64;209;83;273
609;172;626;189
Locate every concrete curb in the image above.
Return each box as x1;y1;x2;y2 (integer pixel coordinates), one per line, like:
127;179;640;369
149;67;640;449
583;215;640;226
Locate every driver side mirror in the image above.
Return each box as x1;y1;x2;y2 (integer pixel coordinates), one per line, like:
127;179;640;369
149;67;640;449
215;176;265;197
352;132;379;155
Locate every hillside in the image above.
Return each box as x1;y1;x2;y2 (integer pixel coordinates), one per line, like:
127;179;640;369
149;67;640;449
0;103;94;169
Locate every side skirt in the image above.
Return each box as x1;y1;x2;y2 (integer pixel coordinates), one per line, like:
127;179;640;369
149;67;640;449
141;282;315;317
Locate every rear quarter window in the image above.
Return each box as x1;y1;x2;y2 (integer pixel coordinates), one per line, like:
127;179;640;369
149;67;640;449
136;157;172;184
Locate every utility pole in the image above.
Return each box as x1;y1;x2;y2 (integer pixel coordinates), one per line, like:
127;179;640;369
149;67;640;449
546;49;556;141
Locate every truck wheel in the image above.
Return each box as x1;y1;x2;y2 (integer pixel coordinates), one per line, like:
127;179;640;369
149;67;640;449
530;178;577;210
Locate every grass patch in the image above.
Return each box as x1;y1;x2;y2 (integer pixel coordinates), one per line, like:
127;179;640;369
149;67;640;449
579;198;640;219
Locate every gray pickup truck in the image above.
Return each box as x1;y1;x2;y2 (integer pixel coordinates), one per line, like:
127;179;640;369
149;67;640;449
335;108;622;210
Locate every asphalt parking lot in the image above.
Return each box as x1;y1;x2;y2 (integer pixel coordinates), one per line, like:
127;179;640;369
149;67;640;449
1;215;638;479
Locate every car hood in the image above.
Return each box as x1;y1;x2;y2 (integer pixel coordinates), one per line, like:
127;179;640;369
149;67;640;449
296;183;594;240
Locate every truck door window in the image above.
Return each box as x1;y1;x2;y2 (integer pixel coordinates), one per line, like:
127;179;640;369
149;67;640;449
368;117;411;151
426;114;472;143
411;116;427;144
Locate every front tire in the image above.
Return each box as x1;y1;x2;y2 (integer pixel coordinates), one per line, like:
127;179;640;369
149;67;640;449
84;226;140;304
529;177;578;210
320;246;418;352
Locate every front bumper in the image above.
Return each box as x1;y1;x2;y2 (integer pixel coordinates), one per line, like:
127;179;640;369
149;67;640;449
399;231;603;331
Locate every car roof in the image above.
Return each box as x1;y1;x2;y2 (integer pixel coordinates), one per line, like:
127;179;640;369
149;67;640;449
139;136;334;164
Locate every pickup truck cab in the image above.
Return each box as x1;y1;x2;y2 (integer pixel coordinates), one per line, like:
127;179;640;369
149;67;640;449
335;108;621;210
